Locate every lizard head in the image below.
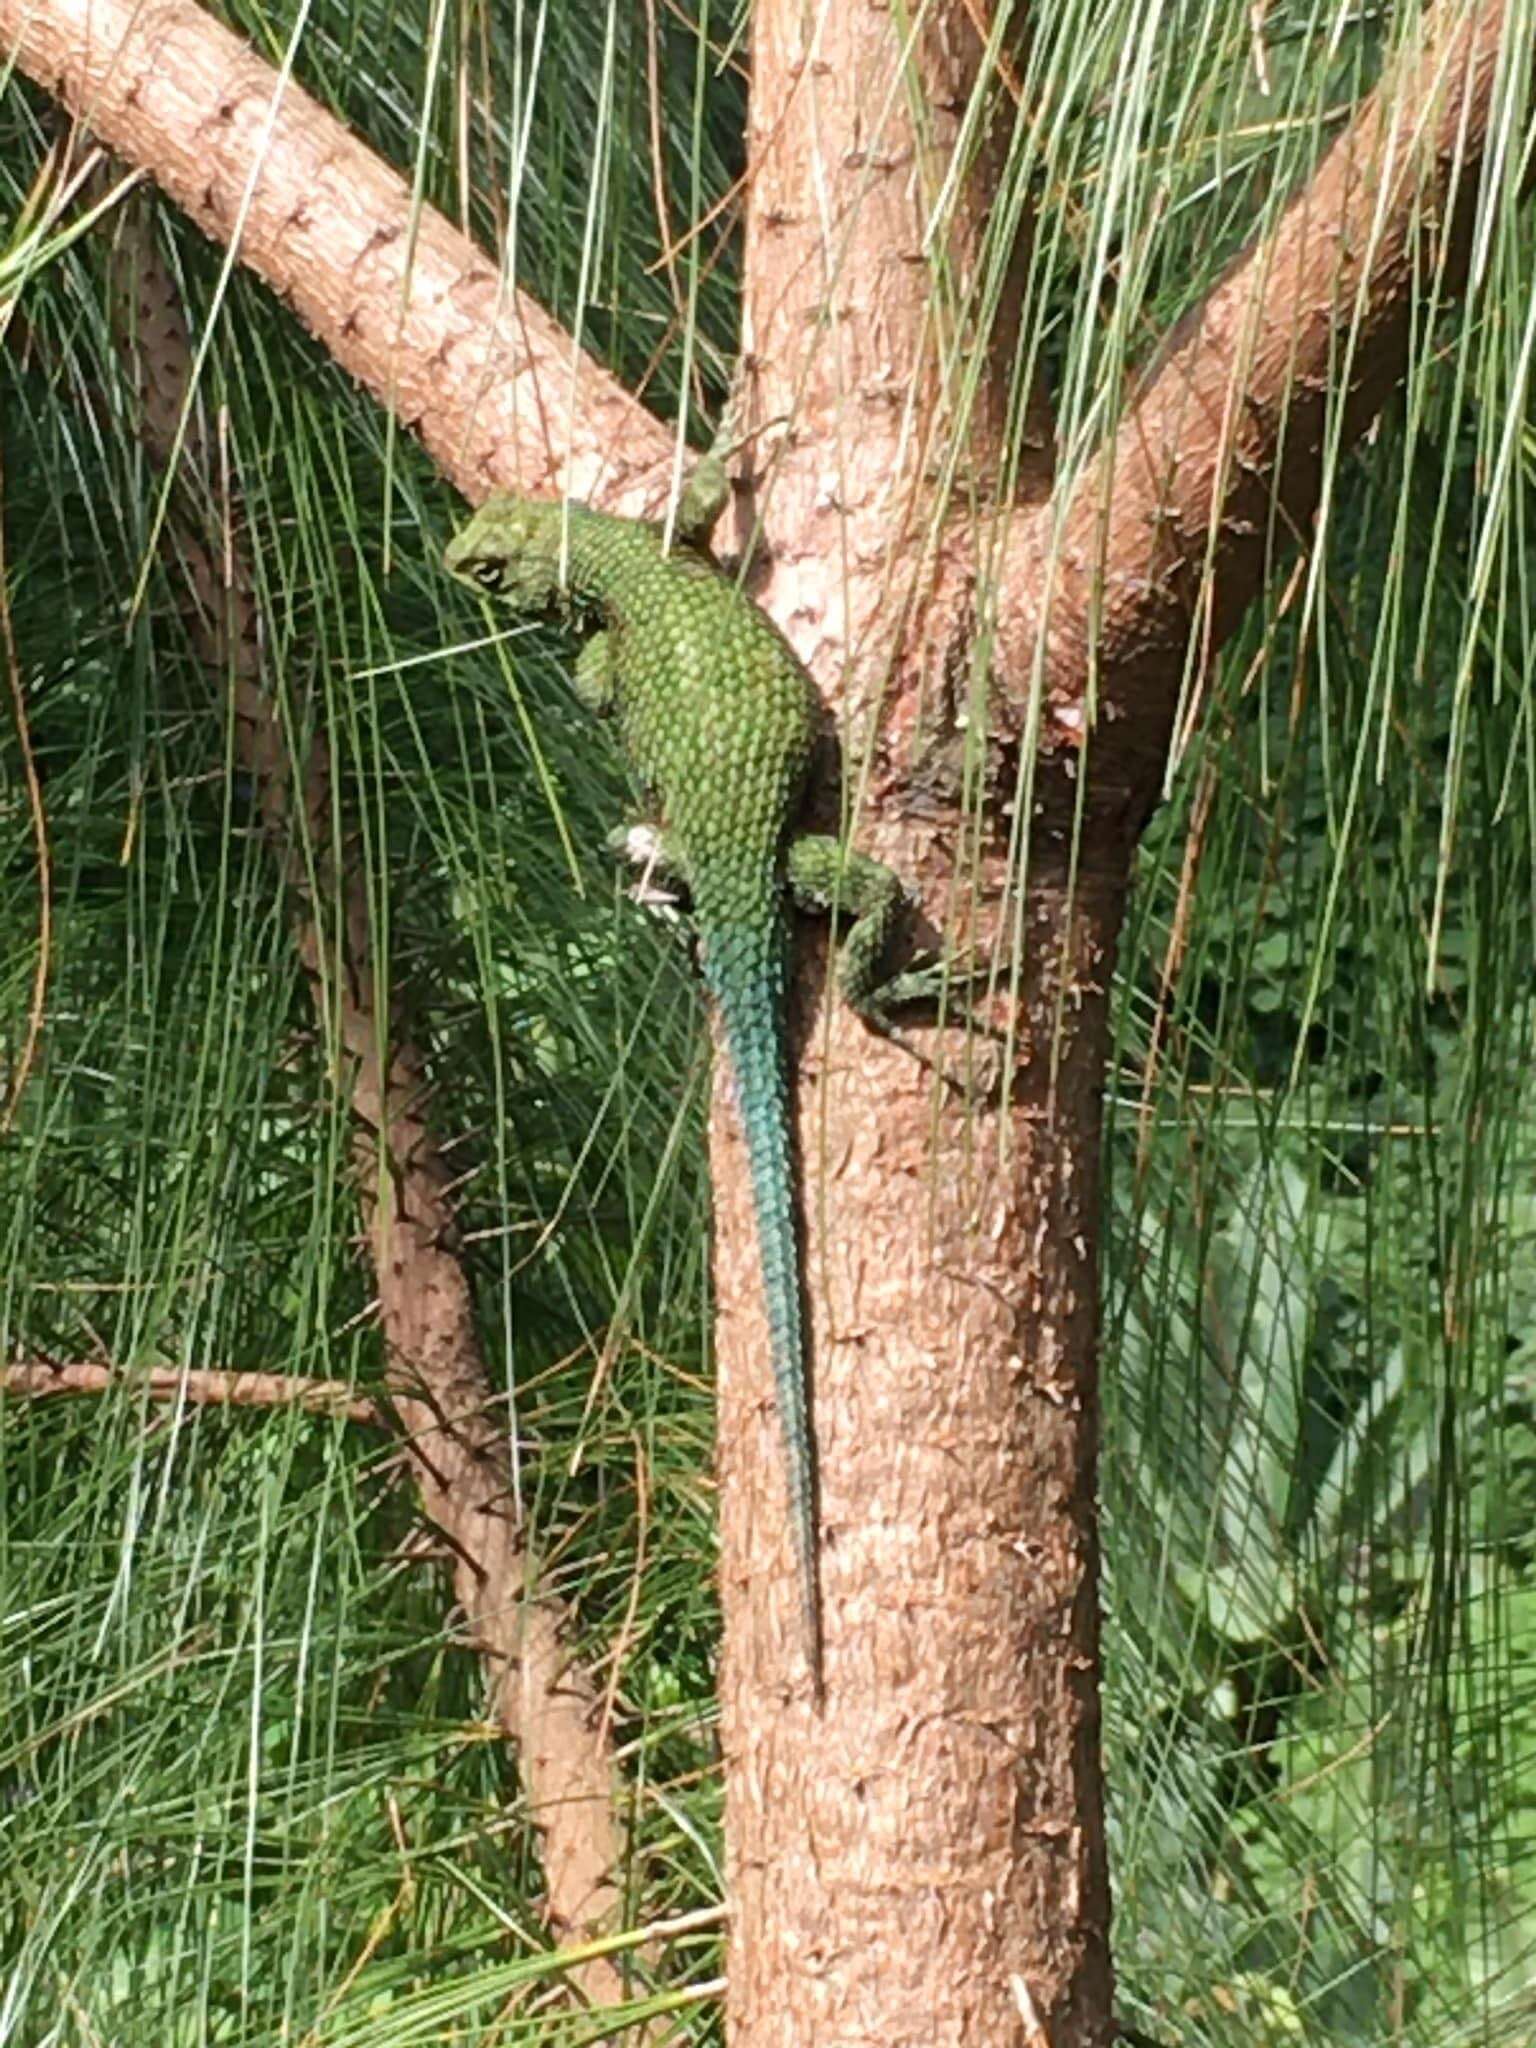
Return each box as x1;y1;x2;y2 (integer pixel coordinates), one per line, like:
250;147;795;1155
443;496;573;614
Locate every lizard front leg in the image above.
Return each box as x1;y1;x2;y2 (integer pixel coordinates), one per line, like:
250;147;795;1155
580;636;689;907
572;629;619;716
606;820;691;920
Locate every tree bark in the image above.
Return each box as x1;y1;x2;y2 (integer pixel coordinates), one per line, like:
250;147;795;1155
715;866;1120;2046
714;6;1115;2040
2;1359;386;1422
991;0;1518;777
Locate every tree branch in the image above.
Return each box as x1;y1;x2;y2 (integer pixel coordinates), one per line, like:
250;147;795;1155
999;0;1521;803
0;0;676;512
2;1358;386;1423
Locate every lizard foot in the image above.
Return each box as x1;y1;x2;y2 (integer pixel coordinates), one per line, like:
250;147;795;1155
606;821;688;917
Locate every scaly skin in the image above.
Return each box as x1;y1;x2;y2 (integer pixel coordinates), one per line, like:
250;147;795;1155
445;496;919;1695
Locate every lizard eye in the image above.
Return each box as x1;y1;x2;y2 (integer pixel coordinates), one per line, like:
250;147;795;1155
472;561;505;591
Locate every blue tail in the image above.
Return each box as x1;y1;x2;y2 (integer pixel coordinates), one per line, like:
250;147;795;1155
701;914;821;1693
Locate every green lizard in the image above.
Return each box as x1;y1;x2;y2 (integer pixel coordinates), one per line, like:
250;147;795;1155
444;488;946;1695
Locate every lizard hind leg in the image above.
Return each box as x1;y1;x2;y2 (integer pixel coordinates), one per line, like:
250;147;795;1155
785;834;1000;1093
785;834;905;1021
785;833;989;1024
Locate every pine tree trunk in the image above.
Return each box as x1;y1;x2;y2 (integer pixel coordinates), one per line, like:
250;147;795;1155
711;5;1118;2041
715;868;1123;2044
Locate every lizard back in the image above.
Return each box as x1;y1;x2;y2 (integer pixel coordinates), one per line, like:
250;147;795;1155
445;496;827;1690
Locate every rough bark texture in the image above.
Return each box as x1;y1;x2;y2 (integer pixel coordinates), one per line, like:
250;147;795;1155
716;866;1120;2047
0;0;674;512
0;0;1523;2042
714;6;1116;2041
713;2;1519;2041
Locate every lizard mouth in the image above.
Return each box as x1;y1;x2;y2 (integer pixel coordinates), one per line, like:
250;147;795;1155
453;566;570;622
